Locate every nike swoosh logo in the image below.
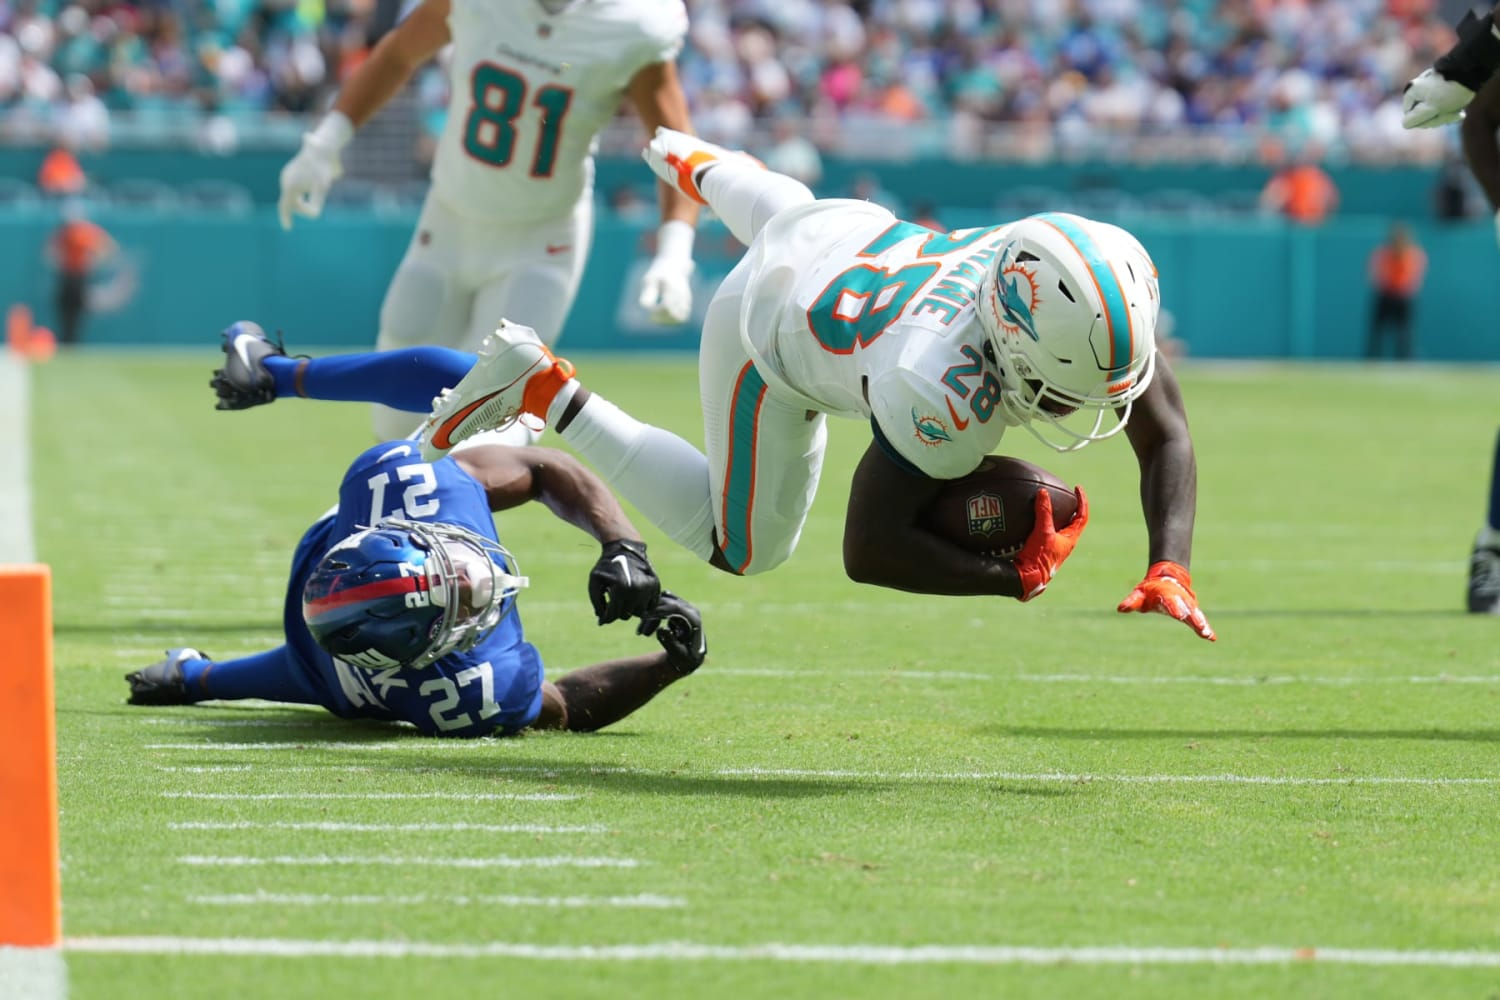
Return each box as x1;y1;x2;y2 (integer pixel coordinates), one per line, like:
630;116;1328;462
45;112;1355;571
610;554;631;586
945;397;971;431
429;391;503;451
234;335;254;370
546;244;572;255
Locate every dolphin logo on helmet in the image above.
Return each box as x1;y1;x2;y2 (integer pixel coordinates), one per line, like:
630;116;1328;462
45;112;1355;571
976;212;1158;452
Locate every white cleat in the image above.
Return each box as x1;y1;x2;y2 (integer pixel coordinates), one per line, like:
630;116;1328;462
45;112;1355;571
417;320;574;462
641;127;760;205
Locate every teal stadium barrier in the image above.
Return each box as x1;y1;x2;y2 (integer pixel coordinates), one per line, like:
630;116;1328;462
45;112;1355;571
1;152;1497;360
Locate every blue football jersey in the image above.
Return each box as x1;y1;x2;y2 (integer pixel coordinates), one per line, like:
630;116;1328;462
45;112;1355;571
283;441;544;736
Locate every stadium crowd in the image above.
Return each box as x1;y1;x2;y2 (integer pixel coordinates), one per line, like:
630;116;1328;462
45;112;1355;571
0;0;1461;163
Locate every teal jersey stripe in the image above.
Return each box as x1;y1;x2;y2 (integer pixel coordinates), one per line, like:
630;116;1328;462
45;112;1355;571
720;363;769;573
1033;213;1134;377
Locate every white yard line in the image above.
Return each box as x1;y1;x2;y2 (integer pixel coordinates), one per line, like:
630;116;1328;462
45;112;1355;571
167;821;604;833
0;356;34;563
57;938;1500;968
160;791;580;801
147;757;1500;788
714;669;1500;685
187;892;684;909
177;855;639;869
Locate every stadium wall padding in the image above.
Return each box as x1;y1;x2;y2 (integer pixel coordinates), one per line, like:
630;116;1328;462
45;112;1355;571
1;207;1496;361
0;147;1456;216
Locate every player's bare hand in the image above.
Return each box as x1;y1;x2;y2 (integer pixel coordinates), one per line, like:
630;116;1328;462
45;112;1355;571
1011;486;1088;602
1117;560;1216;641
1401;68;1473;129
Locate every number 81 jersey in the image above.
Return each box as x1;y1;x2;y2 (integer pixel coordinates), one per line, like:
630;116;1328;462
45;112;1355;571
739;199;1021;481
431;0;687;225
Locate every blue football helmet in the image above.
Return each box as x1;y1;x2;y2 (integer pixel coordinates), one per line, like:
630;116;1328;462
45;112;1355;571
301;518;529;670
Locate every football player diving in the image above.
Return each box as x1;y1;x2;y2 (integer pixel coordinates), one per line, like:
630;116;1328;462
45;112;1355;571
415;129;1216;641
126;355;707;735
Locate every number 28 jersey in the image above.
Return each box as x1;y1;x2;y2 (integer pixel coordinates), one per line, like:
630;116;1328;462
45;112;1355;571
431;0;687;225
738;199;1021;481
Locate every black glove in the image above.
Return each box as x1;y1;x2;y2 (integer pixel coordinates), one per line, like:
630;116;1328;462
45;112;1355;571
637;591;707;674
587;539;661;625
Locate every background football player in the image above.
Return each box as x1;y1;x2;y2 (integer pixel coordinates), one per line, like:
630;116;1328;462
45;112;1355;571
277;0;701;442
417;130;1216;641
1402;6;1500;613
128;362;707;733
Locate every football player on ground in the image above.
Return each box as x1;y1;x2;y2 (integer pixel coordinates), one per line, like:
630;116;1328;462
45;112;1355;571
1402;9;1500;612
125;423;707;735
277;0;701;443
414;130;1215;641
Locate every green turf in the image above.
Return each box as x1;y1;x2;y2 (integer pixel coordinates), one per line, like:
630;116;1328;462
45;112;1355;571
24;351;1500;998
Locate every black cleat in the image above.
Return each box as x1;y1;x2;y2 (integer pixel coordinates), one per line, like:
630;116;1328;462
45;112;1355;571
1467;543;1500;614
126;647;210;705
211;321;286;410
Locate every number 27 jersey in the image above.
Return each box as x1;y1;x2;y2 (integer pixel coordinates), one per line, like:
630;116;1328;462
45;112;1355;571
739;199;1020;480
432;0;687;225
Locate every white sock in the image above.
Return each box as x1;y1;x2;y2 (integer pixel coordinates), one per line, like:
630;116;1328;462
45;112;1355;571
558;394;719;562
1479;525;1500;550
699;160;815;246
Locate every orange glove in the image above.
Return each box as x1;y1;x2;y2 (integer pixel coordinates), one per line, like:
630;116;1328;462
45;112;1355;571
1013;486;1088;602
1117;561;1216;641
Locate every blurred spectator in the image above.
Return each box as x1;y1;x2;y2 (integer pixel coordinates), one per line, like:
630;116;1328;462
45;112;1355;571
1260;151;1341;225
909;200;944;232
1433;153;1479;221
760;115;823;188
0;0;1473;167
607;184;655;224
37;143;85;197
46;201;117;346
1365;221;1427;360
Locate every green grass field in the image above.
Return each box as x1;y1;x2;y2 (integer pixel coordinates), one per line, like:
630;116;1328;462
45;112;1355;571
18;351;1500;998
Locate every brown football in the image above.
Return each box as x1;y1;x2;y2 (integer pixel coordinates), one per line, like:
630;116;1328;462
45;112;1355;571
918;455;1080;558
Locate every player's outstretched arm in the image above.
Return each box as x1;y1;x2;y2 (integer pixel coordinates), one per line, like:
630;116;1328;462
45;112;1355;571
843;440;1034;597
1118;355;1215;640
628;61;701;325
1402;4;1500;129
530;592;707;732
279;0;452;229
453;445;663;623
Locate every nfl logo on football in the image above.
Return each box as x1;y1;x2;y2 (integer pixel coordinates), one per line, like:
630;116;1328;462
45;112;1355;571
966;492;1006;537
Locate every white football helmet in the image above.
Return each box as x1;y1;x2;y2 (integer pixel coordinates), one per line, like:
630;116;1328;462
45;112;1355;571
976;212;1159;452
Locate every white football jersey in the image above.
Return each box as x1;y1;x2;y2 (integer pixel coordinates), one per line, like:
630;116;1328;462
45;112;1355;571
430;0;686;224
738;199;1021;480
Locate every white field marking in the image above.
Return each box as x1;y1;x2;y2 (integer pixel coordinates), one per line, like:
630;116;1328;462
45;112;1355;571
160;791;580;801
0;356;34;563
0;947;67;1000
1012;673;1500;686
57;938;1500;968
155;758;1500;788
167;821;606;834
177;855;639;869
715;669;1500;686
187;892;684;909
